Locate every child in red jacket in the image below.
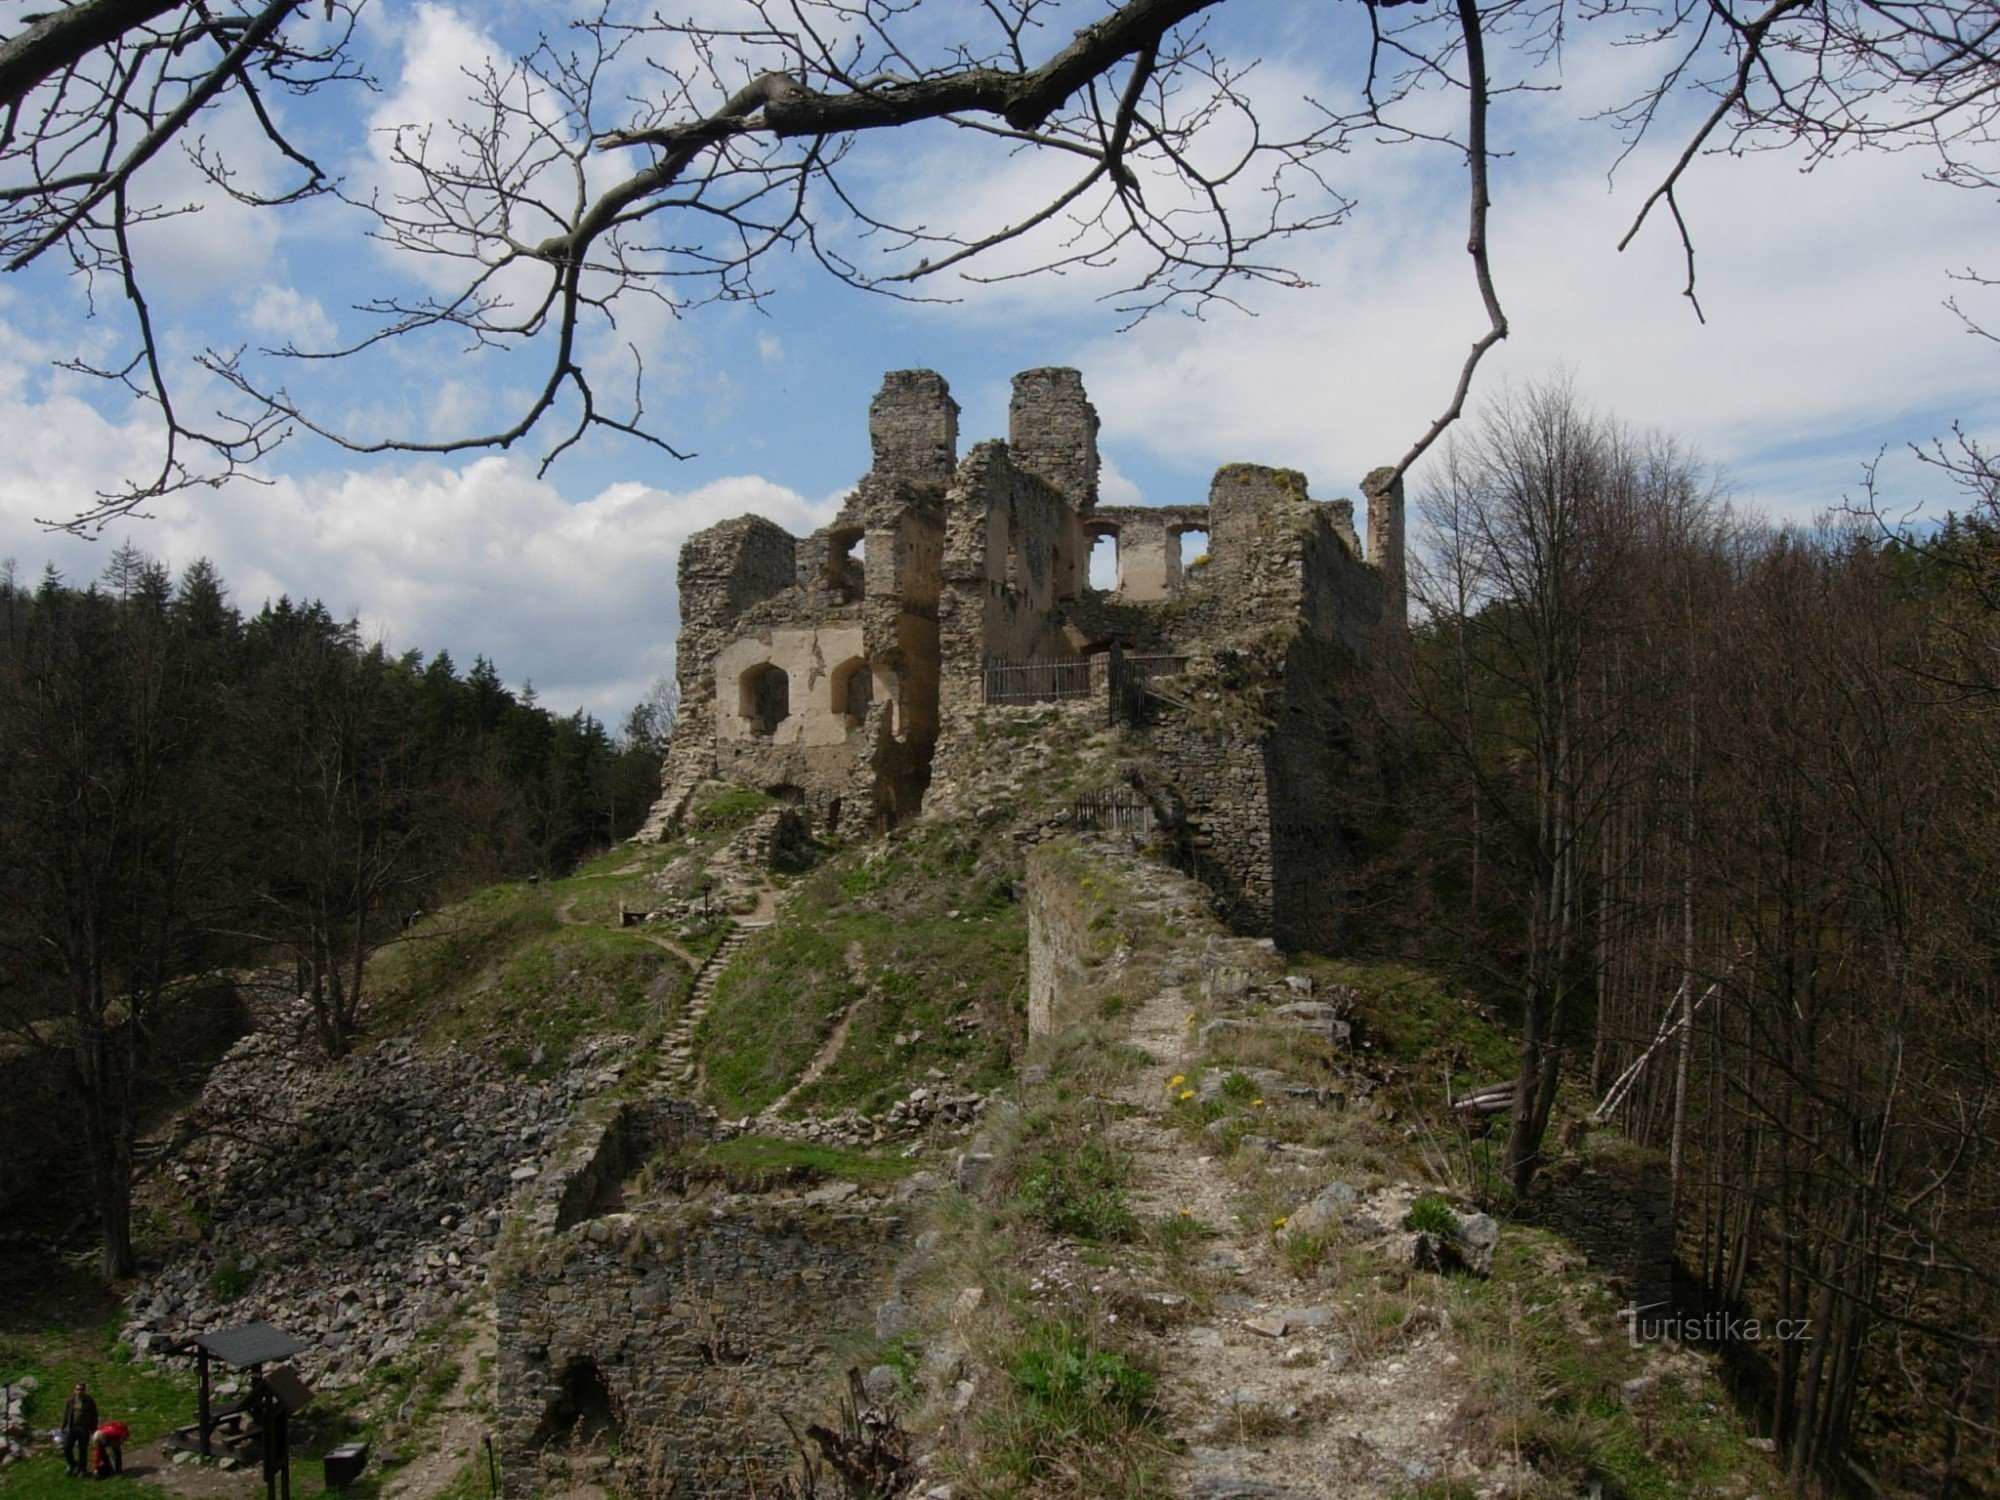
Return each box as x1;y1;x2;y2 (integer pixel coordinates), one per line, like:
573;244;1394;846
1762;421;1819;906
90;1420;128;1477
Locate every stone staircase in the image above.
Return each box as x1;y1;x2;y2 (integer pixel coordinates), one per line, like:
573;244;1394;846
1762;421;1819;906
657;915;769;1094
630;761;710;845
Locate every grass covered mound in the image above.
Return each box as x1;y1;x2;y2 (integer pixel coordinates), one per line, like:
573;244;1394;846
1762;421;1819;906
699;821;1028;1119
364;842;740;1077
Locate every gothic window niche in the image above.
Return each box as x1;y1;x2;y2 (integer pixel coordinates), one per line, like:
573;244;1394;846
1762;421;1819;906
738;663;790;737
831;657;873;728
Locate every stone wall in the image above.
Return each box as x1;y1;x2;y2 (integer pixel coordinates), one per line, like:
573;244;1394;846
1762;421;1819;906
870;369;959;484
935;441;1083;721
1089;503;1210;602
1522;1139;1676;1322
1363;467;1407;634
1007;366;1099;516
1135;712;1277;936
1025;836;1282;1039
495;1106;906;1497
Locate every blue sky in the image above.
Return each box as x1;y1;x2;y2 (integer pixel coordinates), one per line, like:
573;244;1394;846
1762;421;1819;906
1;0;1994;721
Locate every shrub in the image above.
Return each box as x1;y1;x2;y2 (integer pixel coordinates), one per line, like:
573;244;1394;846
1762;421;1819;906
1406;1193;1456;1236
1018;1140;1138;1243
207;1261;255;1300
1008;1330;1155;1430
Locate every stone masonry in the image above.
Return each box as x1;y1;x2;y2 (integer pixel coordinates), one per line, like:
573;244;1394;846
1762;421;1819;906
642;367;1406;950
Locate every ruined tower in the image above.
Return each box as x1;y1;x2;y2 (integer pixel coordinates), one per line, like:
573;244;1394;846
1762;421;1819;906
1363;465;1407;634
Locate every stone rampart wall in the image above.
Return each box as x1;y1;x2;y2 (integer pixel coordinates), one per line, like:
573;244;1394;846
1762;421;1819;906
1024;837;1279;1039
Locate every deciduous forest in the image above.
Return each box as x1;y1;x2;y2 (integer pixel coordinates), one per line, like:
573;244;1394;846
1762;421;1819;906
1377;384;2000;1493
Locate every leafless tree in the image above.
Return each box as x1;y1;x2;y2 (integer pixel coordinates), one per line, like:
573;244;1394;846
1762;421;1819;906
0;0;1359;524
5;0;1997;523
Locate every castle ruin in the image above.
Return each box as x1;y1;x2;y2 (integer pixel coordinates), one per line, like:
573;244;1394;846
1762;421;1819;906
642;367;1404;950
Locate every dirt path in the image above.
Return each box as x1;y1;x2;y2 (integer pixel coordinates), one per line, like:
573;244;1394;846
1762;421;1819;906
553;892;699;969
760;942;868;1120
1101;980;1471;1497
381;1307;497;1499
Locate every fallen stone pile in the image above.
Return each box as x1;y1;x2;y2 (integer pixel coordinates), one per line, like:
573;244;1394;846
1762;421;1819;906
0;1375;38;1466
123;996;638;1392
747;1085;989;1150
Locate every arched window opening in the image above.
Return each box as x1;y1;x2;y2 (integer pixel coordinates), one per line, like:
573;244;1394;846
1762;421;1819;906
831;658;873;727
739;663;790;736
1177;527;1212;574
1088;529;1120;590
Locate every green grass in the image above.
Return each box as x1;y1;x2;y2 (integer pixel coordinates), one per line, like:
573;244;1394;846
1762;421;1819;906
1406;1193;1455;1235
699;823;1027;1118
1015;1136;1138;1244
366;870;692;1077
0;1339;195;1494
1428;1228;1795;1500
973;1318;1168;1497
684;785;775;835
674;1135;918;1193
1296;956;1517;1090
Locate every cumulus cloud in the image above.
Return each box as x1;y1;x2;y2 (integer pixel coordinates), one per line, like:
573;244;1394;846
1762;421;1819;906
1074;111;2000;522
0;382;841;721
241;285;339;348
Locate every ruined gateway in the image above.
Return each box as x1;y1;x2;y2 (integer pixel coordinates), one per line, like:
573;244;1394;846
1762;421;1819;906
640;366;1406;951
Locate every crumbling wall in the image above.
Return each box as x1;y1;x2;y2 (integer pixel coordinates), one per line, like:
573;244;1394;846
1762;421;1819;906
1364;466;1408;635
1139;715;1278;935
1008;367;1099;516
936;441;1081;718
1088;503;1210;603
870;369;959;484
1264;498;1386;950
1025;837;1280;1038
496;1195;903;1496
1524;1140;1676;1322
651;517;800;826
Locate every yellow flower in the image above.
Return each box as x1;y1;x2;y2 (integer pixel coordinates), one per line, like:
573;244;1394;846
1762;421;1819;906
1179;1089;1196;1102
1179;1208;1192;1217
1273;1216;1289;1229
1167;1074;1185;1088
1252;1098;1265;1108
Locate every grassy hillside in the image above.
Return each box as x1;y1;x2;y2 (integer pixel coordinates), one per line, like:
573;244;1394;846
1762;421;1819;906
700;820;1027;1118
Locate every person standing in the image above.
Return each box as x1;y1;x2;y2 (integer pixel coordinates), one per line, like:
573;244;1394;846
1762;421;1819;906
61;1381;98;1477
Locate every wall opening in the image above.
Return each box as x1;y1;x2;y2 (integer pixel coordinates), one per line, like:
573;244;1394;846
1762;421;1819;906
822;529;865;601
1177;527;1212;574
738;663;790;736
1087;528;1120;590
533;1357;620;1451
831;657;873;726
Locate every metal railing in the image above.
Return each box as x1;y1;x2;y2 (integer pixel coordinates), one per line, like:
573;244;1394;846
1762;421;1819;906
1072;789;1156;834
982;652;1190;708
983;657;1098;704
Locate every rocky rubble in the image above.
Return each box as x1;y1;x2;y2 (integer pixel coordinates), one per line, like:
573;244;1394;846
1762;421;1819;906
122;995;640;1392
745;1084;990;1151
1;1375;38;1465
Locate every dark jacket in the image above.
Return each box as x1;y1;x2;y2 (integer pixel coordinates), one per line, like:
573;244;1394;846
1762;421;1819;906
63;1391;98;1436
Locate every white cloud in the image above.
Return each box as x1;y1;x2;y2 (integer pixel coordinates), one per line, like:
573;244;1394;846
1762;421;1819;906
1077;111;2000;523
0;377;838;719
241;285;338;348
